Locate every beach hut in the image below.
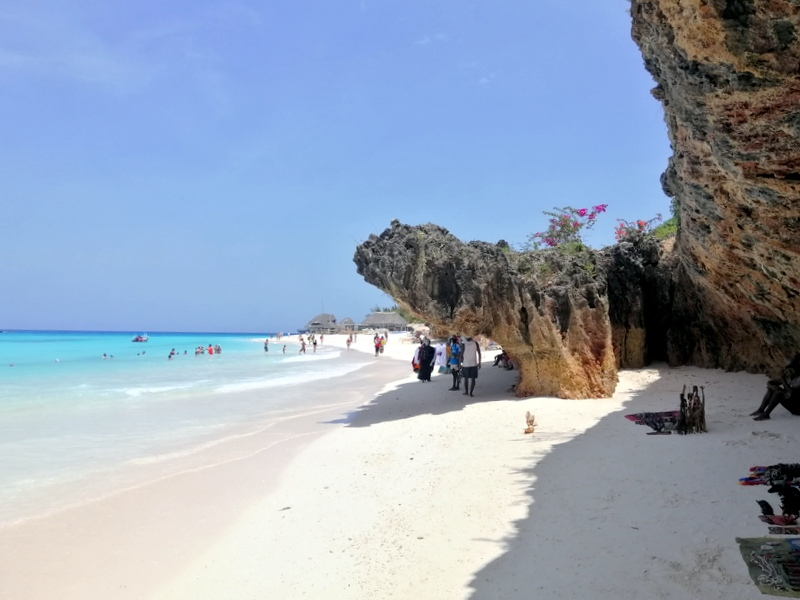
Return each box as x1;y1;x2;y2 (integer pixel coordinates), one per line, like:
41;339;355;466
306;313;338;334
359;311;410;332
338;317;356;332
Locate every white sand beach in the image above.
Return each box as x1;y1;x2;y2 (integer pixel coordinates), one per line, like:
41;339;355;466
2;333;795;599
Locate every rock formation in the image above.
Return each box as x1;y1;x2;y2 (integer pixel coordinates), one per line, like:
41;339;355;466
354;222;668;398
354;1;800;398
631;0;800;371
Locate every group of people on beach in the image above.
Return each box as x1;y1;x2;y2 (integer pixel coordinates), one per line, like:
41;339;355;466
264;338;287;353
164;345;223;360
298;334;321;355
412;335;482;396
193;345;222;357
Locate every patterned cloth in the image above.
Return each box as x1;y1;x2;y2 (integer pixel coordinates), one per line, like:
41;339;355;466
740;464;800;486
624;411;681;434
737;537;800;597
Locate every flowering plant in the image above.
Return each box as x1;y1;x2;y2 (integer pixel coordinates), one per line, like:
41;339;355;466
527;204;608;249
614;214;663;242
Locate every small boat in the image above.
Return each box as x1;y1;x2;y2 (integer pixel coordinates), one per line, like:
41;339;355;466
132;334;149;342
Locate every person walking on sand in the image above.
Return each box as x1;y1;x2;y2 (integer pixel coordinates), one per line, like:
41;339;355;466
374;335;382;357
416;339;436;382
460;336;481;397
434;340;448;374
299;340;306;355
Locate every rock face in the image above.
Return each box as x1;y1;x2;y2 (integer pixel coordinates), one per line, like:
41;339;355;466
354;2;800;397
355;222;672;398
631;0;800;372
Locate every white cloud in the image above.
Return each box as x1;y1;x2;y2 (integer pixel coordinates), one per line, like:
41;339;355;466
0;2;261;97
0;6;152;91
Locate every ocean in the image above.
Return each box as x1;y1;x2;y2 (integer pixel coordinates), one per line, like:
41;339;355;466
0;330;374;527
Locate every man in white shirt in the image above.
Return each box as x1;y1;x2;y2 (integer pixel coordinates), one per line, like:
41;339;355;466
459;336;482;397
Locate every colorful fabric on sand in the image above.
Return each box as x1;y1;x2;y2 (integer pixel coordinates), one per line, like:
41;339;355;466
624;411;680;434
736;537;800;597
740;464;800;486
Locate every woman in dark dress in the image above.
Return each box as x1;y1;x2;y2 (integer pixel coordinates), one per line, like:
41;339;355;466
417;339;436;382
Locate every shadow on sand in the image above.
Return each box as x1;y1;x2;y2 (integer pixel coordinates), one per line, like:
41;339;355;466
463;364;773;599
329;359;522;428
327;356;779;597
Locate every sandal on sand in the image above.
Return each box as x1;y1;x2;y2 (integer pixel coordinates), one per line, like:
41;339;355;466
754;414;771;421
750;410;764;417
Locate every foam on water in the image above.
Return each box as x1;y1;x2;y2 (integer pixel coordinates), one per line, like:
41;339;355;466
0;330;373;526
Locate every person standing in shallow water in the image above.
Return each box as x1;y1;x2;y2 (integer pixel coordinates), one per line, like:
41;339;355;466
460;336;481;397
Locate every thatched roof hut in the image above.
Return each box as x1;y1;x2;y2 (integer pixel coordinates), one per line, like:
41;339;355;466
339;317;356;331
306;313;338;334
360;311;409;332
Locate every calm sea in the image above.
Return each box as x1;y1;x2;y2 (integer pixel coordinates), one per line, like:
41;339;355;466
0;330;374;526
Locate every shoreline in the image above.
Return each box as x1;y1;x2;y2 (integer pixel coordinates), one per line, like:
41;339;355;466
0;343;412;600
2;332;790;598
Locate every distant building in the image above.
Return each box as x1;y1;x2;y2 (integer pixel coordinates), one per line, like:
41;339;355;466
306;313;338;334
338;317;356;332
359;311;410;332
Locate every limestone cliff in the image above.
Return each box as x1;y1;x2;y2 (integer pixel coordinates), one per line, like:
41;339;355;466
354;222;673;398
354;1;800;398
631;0;800;372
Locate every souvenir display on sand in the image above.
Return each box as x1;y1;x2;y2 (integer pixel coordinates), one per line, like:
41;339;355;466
737;537;800;596
768;525;800;535
674;385;706;434
755;485;800;535
624;385;706;435
624;410;680;434
741;464;800;486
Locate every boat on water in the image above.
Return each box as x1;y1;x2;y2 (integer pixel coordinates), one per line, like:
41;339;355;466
131;334;149;342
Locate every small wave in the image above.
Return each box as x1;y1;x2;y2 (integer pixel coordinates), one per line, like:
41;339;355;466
116;382;197;397
280;349;341;364
214;359;364;393
125;425;277;466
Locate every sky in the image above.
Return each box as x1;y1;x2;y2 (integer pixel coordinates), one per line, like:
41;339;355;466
1;0;672;333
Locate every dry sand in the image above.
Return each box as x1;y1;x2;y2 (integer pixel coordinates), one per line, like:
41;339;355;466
153;334;794;599
3;332;795;599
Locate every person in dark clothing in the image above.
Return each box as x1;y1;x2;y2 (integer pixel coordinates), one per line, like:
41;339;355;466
416;339;436;383
751;353;800;420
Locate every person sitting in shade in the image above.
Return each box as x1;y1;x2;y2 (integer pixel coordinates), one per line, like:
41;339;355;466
751;353;800;420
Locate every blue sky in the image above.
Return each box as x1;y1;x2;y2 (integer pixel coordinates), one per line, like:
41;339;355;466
2;0;671;333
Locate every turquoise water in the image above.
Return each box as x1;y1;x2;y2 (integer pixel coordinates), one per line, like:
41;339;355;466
0;330;372;525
